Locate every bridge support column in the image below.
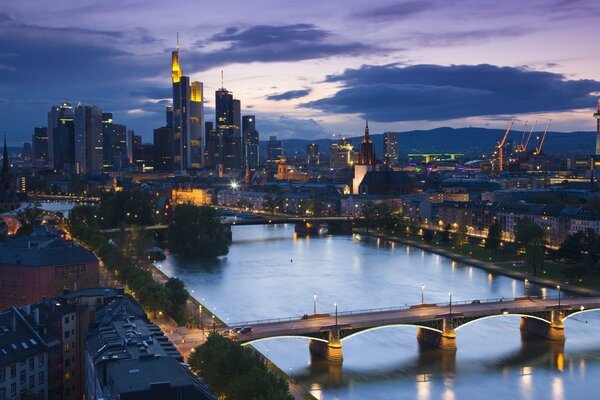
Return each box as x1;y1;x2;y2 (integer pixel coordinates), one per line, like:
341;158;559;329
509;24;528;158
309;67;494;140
309;329;343;362
295;222;318;235
520;312;565;342
417;319;456;351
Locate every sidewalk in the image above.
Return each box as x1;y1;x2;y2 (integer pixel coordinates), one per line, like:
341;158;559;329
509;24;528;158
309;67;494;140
354;228;600;297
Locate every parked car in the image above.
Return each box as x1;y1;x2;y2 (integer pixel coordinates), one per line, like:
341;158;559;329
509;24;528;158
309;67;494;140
239;326;253;334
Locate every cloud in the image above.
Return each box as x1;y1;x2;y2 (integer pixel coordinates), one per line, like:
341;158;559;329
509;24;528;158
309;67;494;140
301;64;600;122
355;1;431;21
266;89;311;101
187;24;379;71
402;27;532;47
256;116;329;140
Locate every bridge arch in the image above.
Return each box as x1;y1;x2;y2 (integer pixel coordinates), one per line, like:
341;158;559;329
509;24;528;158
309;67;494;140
454;313;551;332
341;324;443;342
240;335;329;346
562;307;600;322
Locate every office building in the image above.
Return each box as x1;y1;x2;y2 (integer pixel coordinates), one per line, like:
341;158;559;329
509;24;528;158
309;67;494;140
126;130;134;164
383;131;399;167
32;127;48;165
204;121;220;168
172;43;205;171
329;138;355;169
102;113;114;169
153;127;174;172
266;136;283;171
74;104;103;174
85;295;215;400
242;115;259;169
0;226;99;310
47;103;75;171
594;97;600;155
111;124;127;168
216;87;242;171
307;143;320;166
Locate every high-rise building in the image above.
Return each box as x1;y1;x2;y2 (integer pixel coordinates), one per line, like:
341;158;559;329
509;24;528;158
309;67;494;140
47;103;75;171
111;124;127;168
190;81;204;168
216;87;242;171
204;121;219;168
242;115;259;169
166;105;174;128
32;127;48;165
74;104;103;174
102;112;114;169
171;42;204;171
307;143;320;166
266;136;283;170
21;141;32;161
154;127;174;172
383;131;399;167
126;129;134;164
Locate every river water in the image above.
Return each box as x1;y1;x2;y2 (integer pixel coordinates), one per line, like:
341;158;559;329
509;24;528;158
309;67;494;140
157;225;599;399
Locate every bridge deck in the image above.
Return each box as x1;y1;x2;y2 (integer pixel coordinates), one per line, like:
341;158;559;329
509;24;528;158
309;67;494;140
229;297;600;343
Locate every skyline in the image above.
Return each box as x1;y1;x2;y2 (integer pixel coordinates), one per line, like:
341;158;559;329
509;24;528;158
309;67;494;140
1;0;600;145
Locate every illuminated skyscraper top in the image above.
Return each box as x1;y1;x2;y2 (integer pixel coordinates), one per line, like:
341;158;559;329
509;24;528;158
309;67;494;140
172;34;182;84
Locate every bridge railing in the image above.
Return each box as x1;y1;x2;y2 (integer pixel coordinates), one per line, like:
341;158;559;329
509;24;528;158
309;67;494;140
227;295;565;327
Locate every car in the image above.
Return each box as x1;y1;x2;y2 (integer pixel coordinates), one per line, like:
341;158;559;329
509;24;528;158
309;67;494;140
231;327;242;334
239;326;253;334
471;300;481;304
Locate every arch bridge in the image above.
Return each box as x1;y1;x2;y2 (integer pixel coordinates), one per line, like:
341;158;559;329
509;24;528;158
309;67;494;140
229;296;600;363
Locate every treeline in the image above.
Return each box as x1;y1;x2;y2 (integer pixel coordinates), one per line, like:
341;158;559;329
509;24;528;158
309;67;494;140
68;204;189;322
189;333;293;400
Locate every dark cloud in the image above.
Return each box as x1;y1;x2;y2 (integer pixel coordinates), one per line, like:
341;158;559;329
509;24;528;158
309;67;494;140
403;27;532;47
355;1;431;21
266;89;311;101
187;24;379;71
302;64;600;121
256;116;328;140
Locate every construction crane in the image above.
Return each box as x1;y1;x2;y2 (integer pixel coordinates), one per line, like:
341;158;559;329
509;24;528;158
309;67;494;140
516;120;537;153
495;118;515;171
533;119;551;155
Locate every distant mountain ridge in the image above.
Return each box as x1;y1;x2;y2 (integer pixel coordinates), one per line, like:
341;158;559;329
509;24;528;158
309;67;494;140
261;127;596;157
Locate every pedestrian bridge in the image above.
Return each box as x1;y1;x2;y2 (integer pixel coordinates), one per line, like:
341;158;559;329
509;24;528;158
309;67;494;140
229;296;600;362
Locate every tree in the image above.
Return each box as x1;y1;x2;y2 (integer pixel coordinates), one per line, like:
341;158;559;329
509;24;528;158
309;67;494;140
485;221;502;254
525;238;545;275
165;277;189;320
98;191;154;228
118;225;152;263
16;206;43;235
168;204;231;258
452;225;468;249
514;218;544;249
189;333;293;400
556;231;586;263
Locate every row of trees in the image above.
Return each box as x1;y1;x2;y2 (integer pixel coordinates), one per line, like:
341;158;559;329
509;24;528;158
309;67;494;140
189;333;293;400
68;205;190;321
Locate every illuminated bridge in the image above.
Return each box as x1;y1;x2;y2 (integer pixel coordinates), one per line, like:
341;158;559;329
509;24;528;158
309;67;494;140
228;296;600;362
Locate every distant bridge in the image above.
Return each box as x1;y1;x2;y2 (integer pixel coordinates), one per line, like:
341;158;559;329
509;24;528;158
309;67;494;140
99;215;355;234
225;296;600;362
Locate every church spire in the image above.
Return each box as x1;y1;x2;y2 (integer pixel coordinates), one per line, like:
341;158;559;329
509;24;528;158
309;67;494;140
2;134;8;174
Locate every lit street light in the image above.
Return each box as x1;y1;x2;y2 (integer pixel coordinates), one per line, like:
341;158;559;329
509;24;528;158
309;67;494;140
557;285;561;308
524;279;529;297
313;294;317;314
421;284;425;304
449;293;452;317
334;303;338;327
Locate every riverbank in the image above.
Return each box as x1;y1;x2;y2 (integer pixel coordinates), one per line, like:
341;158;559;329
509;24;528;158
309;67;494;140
354;228;600;297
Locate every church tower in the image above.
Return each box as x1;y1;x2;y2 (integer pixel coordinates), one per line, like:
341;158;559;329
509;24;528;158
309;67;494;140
358;120;375;165
1;135;15;192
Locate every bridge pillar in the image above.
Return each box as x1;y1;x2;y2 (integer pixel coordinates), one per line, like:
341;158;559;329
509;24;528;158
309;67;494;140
295;222;318;235
309;329;343;362
417;319;456;351
520;312;565;342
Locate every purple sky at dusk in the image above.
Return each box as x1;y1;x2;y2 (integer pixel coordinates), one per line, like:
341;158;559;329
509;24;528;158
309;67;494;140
1;0;600;145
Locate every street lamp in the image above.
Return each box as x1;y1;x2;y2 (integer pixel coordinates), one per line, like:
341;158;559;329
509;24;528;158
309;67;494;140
313;294;317;314
212;315;215;332
524;279;529;297
334;303;338;327
421;285;425;304
449;293;452;317
198;305;203;330
557;285;561;308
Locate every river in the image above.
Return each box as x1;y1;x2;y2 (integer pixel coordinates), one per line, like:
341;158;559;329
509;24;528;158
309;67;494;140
155;224;599;399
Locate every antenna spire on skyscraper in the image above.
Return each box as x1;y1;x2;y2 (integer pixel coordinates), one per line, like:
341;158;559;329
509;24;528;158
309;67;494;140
176;32;180;50
221;70;224;89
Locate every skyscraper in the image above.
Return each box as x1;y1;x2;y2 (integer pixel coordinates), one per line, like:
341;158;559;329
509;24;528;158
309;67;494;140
267;136;283;170
594;98;600;156
216;86;242;171
171;41;204;171
154;127;174;172
204;121;219;168
32;127;48;165
47;103;74;170
74;104;103;174
383;131;399;167
111;124;127;168
242;115;259;169
102;112;114;169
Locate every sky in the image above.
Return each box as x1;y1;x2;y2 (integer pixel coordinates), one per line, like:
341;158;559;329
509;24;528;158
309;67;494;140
1;0;600;145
